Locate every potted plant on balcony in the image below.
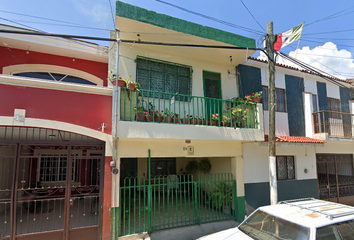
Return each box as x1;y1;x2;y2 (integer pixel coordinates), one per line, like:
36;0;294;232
210;113;219;126
231;107;248;127
245;91;262;103
108;70;126;87
170;112;180;124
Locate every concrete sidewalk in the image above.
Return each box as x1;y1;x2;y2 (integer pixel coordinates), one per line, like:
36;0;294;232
118;220;239;240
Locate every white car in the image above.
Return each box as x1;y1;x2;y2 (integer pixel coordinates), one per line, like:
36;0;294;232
198;198;354;240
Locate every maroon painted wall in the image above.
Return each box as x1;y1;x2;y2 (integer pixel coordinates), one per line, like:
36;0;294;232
0;84;112;134
0;46;107;85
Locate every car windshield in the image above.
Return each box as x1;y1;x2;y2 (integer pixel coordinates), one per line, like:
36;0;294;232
316;221;354;239
238;210;310;240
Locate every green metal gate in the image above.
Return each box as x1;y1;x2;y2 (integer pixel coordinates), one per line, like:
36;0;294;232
118;173;237;236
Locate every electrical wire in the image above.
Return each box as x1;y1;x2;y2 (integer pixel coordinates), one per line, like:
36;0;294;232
277;52;349;88
108;0;116;28
239;0;265;32
153;0;264;35
302;28;354;36
1;19;111;31
0;16;46;33
305;6;354;27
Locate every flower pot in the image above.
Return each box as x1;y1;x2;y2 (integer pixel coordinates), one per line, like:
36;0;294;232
181;118;189;124
116;78;126;87
137;113;148;122
164;116;170;123
190;118;198;124
128;83;135;91
252;97;260;103
170;117;180;124
208;120;215;126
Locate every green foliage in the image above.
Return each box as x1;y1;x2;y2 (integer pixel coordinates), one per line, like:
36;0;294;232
211;182;233;209
198;158;211;174
185;158;211;174
185;160;199;174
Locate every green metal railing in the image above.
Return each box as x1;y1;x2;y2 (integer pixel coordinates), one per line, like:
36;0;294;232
120;88;259;129
118;173;236;236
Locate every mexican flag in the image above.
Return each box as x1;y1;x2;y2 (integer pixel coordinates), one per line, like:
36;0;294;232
273;23;304;51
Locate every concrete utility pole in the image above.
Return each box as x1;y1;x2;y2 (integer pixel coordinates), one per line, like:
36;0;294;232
266;21;277;205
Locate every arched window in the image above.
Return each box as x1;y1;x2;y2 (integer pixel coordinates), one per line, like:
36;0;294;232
3;64;104;86
15;72;97;86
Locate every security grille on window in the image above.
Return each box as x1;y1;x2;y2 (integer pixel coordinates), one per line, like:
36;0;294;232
136;56;192;99
276;156;295;180
39;154;77;182
262;86;287;112
328;97;341;119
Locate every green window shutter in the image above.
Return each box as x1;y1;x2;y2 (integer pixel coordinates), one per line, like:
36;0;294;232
136;56;192;99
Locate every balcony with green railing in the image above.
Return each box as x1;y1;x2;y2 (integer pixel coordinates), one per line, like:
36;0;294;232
118;88;264;141
120;88;259;127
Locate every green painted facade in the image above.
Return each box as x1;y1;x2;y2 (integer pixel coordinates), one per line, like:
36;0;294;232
244;179;318;212
285;75;305;136
116;1;255;48
238;64;263;100
236;196;246;222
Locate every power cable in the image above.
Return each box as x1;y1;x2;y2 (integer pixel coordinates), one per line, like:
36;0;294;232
0;28;269;57
0;16;46;33
153;0;264;35
239;0;265;32
1;19;110;31
302;28;354;36
277;52;349;88
305;6;354;27
0;9;85;27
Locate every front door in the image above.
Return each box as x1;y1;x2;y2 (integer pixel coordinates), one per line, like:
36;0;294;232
0;143;104;240
203;71;222;122
317;154;354;205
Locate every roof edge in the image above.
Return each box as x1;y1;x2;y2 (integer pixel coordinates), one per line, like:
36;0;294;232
116;1;256;49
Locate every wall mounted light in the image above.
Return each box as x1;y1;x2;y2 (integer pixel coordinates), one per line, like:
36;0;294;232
304;168;308;173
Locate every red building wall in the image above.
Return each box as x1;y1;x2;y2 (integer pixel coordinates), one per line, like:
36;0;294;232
0;46;107;86
0;84;112;134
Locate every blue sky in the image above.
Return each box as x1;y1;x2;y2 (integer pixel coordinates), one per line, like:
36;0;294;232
1;0;353;79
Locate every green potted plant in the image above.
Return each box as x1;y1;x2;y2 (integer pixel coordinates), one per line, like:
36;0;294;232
231;107;250;127
171;112;180;124
211;182;233;211
108;69;126;87
244;91;262;103
210;113;219;126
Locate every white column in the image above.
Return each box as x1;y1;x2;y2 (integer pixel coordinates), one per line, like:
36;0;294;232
303;92;313;137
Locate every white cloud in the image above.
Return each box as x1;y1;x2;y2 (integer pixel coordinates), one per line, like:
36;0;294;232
73;0;114;28
257;42;354;80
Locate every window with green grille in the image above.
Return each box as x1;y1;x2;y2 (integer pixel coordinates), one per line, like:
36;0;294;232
136;56;192;99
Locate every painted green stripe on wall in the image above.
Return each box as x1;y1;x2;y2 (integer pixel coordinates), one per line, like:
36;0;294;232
244;179;318;213
116;1;256;48
236;196;246;222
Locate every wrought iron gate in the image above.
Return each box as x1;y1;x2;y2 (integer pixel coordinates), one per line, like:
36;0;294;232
118;173;236;237
0;142;104;240
317;154;354;203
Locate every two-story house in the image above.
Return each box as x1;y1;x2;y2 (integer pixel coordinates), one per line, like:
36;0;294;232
0;24;113;240
112;1;264;238
238;58;354;214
